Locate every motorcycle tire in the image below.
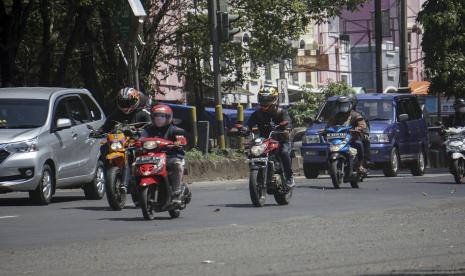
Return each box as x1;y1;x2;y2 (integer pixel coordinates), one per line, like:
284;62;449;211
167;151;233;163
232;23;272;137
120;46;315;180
274;174;292;205
249;169;266;207
140;185;156;220
451;159;465;184
168;209;180;218
329;159;343;189
105;167;126;211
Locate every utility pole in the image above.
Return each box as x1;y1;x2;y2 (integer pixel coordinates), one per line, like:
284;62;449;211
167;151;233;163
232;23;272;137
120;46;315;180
208;0;225;150
375;0;383;93
399;0;409;91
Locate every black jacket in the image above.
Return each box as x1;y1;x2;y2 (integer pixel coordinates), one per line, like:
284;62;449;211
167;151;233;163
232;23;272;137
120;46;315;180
247;108;292;141
101;108;151;133
444;114;465;128
140;124;186;158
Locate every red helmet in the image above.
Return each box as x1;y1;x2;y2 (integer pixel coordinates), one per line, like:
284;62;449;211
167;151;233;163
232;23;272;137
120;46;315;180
117;87;140;114
150;104;173;127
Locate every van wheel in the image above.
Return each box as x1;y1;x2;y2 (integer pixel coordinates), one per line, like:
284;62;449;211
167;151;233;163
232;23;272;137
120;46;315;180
29;164;54;205
83;160;106;200
383;148;399;177
303;163;319;179
410;149;426;176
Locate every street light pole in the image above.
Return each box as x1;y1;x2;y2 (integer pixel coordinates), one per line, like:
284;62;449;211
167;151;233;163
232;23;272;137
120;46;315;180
375;0;383;93
399;0;409;90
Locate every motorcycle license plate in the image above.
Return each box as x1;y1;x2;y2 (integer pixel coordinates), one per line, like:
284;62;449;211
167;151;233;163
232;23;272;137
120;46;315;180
326;133;346;139
135;156;162;165
249;157;268;163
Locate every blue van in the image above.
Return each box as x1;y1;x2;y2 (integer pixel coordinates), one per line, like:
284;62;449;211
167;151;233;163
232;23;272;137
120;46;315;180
301;93;428;178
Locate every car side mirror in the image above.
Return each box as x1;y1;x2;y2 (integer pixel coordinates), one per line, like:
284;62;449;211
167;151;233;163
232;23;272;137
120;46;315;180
398;114;409;122
56;118;72;130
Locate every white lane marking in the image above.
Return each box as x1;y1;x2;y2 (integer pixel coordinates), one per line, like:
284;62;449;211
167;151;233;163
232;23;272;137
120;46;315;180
0;216;18;219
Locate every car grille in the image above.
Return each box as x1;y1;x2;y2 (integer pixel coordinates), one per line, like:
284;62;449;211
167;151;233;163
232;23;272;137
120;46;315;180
0;150;9;165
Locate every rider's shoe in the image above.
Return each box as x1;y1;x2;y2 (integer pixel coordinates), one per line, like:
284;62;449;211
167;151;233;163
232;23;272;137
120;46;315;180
286;177;296;188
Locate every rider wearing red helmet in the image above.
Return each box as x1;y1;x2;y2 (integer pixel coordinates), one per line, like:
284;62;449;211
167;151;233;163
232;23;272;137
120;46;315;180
140;104;187;203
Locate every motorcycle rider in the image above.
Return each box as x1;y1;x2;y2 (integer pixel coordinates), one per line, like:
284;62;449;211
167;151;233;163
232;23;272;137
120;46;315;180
96;87;151;194
140;104;187;204
445;98;465;128
100;87;151;133
327;96;369;174
246;87;295;188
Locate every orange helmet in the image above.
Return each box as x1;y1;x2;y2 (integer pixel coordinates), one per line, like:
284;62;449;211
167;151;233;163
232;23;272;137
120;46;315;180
150;104;173;127
117;87;140;114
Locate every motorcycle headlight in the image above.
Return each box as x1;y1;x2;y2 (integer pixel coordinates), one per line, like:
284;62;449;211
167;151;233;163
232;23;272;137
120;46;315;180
4;138;38;153
329;144;344;152
143;141;159;150
450;141;464;147
369;134;390;143
110;142;123;151
250;144;266;156
302;135;320;144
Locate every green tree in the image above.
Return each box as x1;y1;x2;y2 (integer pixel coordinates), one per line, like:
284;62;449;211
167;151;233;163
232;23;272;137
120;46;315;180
288;81;355;126
418;0;465;97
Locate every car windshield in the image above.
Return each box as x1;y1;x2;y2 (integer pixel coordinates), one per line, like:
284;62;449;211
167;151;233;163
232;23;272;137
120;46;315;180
0;99;49;129
356;100;393;121
317;99;393;122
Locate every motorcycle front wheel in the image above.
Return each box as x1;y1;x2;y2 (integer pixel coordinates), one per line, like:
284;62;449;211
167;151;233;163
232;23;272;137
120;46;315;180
451;159;465;184
249;168;267;207
329;159;344;189
105;166;126;210
274;174;292;205
140;185;156;220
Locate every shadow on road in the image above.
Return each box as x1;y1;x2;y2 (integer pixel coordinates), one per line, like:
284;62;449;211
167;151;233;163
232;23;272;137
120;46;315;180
98;216;173;222
62;205;139;211
207;203;277;208
297;185;352;190
0;196;84;206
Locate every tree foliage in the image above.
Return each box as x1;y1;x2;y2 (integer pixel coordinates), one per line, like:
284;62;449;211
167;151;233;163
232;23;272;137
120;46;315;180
418;0;465;97
0;0;366;111
288;81;355;126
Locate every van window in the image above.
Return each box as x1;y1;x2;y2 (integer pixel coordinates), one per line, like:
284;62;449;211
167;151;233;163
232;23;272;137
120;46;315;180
81;94;102;121
407;98;422;120
356;100;393;121
396;99;410;121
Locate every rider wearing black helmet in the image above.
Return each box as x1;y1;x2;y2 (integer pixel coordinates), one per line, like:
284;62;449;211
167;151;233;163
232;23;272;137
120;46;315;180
247;87;295;188
328;96;369;173
445;98;465;127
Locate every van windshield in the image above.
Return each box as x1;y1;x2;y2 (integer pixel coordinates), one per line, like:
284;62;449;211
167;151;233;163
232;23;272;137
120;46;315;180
317;99;393;122
0;99;49;129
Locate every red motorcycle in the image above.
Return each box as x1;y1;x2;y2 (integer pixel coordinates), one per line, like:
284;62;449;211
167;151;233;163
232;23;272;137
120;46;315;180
134;136;191;220
230;123;293;207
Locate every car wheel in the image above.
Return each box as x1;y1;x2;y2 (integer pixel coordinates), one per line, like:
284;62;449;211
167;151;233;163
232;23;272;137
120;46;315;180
410;148;426;176
383;148;399;177
83;160;106;200
29;164;54;205
303;163;320;179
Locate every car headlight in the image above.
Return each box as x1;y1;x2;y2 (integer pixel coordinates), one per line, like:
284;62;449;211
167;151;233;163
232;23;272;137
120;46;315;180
329;144;344;152
4;138;38;153
369;134;390;143
302;135;320;144
110;142;123;151
250;144;266;156
143;141;159;150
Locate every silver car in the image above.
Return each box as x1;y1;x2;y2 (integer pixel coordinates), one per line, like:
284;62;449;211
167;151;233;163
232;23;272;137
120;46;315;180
0;87;106;204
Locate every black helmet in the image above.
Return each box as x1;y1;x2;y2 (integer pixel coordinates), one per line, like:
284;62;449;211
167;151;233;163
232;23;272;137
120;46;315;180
336;96;353;115
454;98;465;115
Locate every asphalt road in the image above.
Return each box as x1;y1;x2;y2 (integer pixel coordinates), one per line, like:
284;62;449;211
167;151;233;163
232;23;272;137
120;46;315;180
1;170;465;276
